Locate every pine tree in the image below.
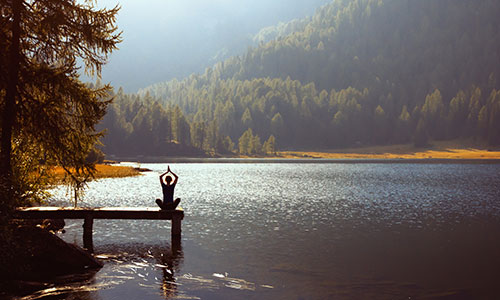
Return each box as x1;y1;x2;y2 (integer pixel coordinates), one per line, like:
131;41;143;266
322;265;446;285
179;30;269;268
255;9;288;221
250;135;262;155
222;136;235;153
0;0;121;208
238;128;253;155
263;135;277;154
241;108;253;129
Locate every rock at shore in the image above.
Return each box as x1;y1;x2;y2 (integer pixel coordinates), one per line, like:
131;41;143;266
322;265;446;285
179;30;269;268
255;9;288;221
0;223;102;294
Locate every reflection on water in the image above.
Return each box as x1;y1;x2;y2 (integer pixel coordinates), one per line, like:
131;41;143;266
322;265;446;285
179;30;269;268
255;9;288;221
30;162;500;299
95;240;184;299
18;241;184;300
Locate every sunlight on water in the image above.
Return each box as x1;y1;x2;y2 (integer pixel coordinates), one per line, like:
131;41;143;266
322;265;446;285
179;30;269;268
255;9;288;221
43;163;500;299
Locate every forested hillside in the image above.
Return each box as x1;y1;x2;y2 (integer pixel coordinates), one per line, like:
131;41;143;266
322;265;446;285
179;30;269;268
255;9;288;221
100;0;500;156
93;0;330;92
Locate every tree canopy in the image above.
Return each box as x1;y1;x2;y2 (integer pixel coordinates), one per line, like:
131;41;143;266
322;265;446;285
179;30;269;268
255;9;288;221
0;0;121;212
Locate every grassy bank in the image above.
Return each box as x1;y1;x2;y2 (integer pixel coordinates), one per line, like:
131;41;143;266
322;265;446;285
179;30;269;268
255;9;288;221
50;164;141;182
278;140;500;160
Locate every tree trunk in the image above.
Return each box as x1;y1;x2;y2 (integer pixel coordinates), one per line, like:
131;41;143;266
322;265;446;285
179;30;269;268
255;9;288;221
0;0;22;209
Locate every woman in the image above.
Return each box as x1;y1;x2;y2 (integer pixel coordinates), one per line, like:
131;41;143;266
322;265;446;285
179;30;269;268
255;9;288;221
156;166;181;210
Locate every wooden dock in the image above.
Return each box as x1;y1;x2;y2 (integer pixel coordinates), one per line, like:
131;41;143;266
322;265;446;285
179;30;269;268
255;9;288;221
13;207;184;253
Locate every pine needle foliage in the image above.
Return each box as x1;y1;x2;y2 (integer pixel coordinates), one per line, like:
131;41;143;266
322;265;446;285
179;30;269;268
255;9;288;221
0;0;121;212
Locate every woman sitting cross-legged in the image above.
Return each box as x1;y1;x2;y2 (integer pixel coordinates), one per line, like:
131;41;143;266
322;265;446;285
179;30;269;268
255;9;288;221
156;166;181;210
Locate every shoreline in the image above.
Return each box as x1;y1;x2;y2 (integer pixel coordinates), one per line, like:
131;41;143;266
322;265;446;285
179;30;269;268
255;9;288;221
277;148;500;160
107;141;500;164
114;158;500;164
80;143;500;181
50;164;142;182
246;140;500;160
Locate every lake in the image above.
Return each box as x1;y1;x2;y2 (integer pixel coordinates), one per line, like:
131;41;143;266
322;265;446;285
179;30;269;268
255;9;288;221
25;162;500;299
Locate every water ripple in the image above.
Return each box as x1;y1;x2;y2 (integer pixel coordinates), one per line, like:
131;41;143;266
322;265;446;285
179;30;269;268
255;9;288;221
44;162;500;299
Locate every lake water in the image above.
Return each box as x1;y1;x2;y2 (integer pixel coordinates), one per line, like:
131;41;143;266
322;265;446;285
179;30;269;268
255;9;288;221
23;162;500;299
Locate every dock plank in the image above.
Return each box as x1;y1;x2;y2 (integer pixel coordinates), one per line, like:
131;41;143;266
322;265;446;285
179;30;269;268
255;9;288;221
14;206;184;220
13;206;185;253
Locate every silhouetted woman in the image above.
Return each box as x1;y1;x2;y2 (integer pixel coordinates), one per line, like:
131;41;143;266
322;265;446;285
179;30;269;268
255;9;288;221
156;166;181;210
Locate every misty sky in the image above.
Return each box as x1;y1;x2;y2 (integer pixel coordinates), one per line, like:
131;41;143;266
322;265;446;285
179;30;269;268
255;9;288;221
89;0;331;92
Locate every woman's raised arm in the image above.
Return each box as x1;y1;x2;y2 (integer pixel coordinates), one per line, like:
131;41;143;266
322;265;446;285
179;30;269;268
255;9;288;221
170;169;179;185
159;170;169;183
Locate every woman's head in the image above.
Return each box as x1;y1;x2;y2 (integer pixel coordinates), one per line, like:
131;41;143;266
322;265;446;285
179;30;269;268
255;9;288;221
165;175;173;185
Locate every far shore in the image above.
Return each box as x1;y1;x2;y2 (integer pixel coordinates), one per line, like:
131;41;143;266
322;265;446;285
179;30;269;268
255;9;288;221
40;141;500;198
42;141;500;182
276;141;500;160
104;140;500;165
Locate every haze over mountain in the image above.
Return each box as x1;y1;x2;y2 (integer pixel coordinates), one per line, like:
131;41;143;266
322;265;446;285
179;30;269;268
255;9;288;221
99;0;500;157
92;0;331;92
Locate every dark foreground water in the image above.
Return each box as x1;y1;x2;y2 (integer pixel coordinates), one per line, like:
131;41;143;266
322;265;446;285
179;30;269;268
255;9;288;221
20;162;500;299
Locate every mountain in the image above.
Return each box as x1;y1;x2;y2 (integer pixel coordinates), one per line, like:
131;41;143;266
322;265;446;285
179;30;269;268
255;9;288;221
90;0;331;92
99;0;500;156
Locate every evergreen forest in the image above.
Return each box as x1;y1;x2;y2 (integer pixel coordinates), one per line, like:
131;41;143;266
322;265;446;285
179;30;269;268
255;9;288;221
99;0;500;157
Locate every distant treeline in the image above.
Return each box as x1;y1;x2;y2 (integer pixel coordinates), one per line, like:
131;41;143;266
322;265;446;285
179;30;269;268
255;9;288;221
99;0;500;156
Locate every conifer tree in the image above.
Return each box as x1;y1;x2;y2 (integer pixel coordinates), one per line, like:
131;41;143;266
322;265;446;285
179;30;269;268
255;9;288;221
263;135;277;154
0;0;121;209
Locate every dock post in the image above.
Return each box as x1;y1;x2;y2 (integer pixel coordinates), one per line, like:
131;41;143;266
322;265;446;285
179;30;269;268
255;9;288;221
83;215;94;253
171;213;182;237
